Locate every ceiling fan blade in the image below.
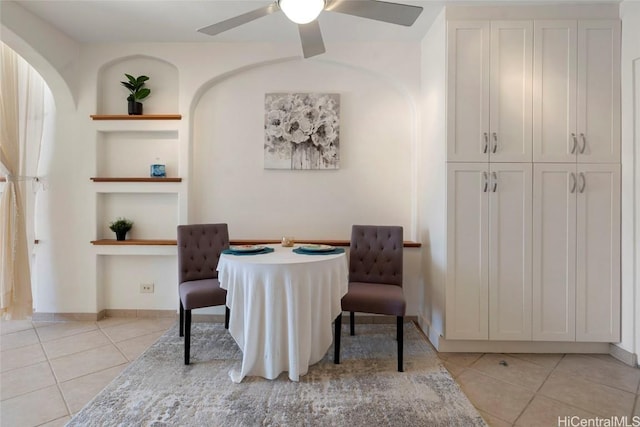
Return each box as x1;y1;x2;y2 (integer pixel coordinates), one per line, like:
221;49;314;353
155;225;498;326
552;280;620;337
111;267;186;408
197;2;279;36
326;0;423;27
298;21;326;59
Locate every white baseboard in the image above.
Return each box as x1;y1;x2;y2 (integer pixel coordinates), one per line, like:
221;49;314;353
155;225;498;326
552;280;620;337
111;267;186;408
609;343;638;367
417;314;620;355
32;309;177;322
435;336;611;354
417;314;442;350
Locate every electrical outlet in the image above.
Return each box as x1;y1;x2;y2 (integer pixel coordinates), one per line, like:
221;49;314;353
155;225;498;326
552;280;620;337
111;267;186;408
140;283;154;293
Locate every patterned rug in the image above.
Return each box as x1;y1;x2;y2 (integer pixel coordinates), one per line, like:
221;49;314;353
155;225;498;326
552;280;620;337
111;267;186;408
67;322;486;426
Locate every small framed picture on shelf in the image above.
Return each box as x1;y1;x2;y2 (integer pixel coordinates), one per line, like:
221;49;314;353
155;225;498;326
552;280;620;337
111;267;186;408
150;163;166;178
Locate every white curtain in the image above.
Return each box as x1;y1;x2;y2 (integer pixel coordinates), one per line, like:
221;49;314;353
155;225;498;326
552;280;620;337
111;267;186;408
0;43;46;319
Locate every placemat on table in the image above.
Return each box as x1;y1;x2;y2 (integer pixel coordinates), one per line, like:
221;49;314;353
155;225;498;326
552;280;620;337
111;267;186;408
222;247;275;256
293;247;345;255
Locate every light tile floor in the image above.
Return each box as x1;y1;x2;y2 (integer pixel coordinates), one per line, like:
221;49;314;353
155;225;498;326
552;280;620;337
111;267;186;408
1;317;175;427
1;317;639;427
440;351;640;426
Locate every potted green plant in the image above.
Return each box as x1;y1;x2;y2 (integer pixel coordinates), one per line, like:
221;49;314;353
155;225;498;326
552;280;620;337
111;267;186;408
120;74;150;115
109;217;134;241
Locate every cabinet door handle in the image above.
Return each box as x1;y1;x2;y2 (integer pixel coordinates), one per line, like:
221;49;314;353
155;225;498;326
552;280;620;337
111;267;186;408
570;172;577;193
483;171;488;192
579;172;586;193
483;132;488;154
579;133;586;154
491;172;497;192
571;133;578;154
492;132;498;153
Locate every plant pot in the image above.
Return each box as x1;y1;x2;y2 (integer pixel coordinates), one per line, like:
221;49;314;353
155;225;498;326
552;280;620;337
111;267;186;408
128;100;143;115
115;231;127;241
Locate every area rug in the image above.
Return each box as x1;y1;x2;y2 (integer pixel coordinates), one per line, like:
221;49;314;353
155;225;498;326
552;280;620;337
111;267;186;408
67;322;487;426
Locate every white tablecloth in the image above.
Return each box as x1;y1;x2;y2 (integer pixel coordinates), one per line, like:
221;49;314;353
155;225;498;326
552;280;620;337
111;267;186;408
217;244;348;382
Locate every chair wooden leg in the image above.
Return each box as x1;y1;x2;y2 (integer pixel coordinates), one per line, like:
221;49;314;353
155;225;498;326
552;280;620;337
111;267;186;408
350;311;355;336
224;306;230;329
184;309;192;365
179;301;184;337
397;316;403;372
334;313;342;364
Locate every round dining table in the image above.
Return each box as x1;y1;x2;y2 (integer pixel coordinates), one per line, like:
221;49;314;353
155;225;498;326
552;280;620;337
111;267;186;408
217;244;348;383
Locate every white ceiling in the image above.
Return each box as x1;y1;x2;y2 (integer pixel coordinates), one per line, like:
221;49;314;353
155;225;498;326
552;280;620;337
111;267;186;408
12;0;439;43
8;0;620;44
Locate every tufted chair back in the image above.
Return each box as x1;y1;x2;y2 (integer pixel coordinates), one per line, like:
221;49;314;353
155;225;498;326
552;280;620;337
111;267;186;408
177;223;229;284
349;225;403;287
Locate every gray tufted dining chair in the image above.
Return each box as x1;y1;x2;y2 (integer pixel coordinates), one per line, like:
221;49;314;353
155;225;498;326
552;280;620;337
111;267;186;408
177;223;230;365
334;225;406;371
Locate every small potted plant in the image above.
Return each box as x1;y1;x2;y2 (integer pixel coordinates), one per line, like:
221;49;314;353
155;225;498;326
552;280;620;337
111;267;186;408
109;217;134;241
120;74;150;115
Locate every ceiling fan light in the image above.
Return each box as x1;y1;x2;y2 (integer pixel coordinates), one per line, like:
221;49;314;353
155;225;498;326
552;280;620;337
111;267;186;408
278;0;325;24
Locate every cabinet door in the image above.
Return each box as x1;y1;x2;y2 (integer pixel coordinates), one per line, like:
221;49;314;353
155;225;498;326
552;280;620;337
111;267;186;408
446;163;489;339
532;164;576;341
533;21;577;163
576;21;620;163
488;163;532;340
489;21;533;162
575;164;620;341
447;21;490;162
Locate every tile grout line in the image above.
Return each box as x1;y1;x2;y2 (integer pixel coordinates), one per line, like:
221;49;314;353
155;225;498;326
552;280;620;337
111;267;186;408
631;377;640;418
532;352;635;420
551;357;640;396
48;321;135;420
60;320;175;418
33;321;75;421
99;321;174;362
464;353;614;426
94;324;131;362
512;353;564;427
454;364;529;424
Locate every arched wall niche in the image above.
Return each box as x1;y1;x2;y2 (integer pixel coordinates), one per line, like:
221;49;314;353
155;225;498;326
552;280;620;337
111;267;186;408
188;56;418;239
97;55;178;115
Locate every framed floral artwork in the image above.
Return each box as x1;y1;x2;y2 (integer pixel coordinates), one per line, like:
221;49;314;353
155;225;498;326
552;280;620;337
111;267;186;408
264;92;340;170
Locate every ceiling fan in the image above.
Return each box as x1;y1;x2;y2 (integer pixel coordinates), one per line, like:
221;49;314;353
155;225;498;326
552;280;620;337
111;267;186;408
197;0;423;59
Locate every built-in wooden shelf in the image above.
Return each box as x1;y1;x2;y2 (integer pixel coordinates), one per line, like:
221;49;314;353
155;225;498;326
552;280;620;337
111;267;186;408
91;239;177;246
90;177;182;183
229;239;422;248
91;238;421;248
90;114;182;120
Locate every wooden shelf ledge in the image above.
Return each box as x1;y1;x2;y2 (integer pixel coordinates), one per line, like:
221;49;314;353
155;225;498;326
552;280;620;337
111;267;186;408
230;239;421;248
90;114;182;120
91;239;176;246
90;177;182;182
91;239;421;248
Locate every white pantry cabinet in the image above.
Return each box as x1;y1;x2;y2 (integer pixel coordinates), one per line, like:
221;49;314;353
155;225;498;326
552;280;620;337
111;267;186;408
447;21;532;163
446;163;532;340
441;16;620;347
533;20;620;163
575;164;620;341
532;163;620;342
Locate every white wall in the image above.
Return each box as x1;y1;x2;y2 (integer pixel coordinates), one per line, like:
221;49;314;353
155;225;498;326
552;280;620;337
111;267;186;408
191;59;414;238
418;8;447;343
189;55;423;316
619;0;640;362
2;3;425;316
4;1;639;362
